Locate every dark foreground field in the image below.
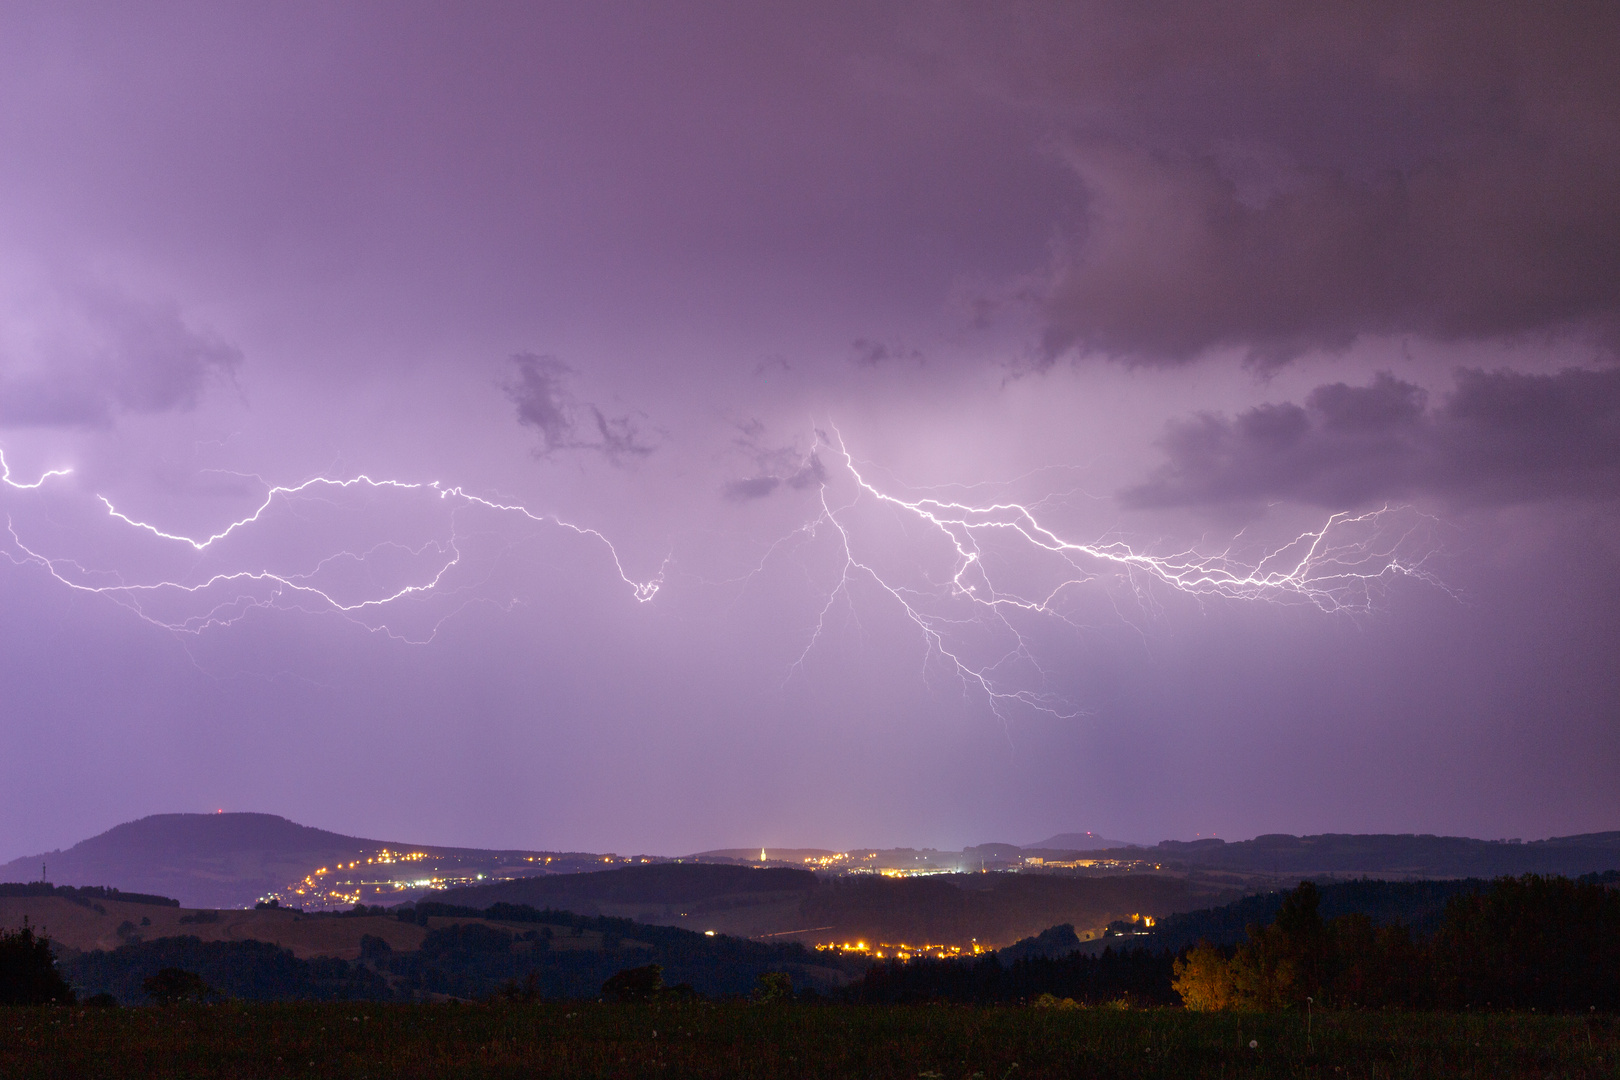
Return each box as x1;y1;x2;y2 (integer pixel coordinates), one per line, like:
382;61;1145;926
3;1004;1616;1080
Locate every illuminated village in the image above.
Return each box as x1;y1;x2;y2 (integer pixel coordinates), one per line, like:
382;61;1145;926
260;842;1163;926
260;849;653;909
815;939;989;961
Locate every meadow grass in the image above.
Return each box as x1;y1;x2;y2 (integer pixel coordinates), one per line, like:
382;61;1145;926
1;1002;1615;1079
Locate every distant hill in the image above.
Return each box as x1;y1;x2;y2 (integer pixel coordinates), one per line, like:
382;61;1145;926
997;923;1084;962
436;863;822;938
0;813;608;910
797;872;1230;948
9;813;1617;918
1150;832;1620;878
446;863;817;907
52;901;861;1004
1130;878;1492;955
688;849;839;864
1088;869;1620;956
0;814;391;909
437;862;1239;948
1024;833;1138;851
0;891;428;960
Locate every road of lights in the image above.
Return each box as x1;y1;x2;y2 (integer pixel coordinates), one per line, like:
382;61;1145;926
1;434;1441;714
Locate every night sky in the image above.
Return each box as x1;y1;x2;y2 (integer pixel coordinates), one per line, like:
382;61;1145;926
2;2;1616;861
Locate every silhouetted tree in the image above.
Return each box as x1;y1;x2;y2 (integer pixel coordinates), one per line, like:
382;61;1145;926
1431;874;1620;1011
602;963;663;1002
143;967;212;1004
495;971;543;1004
0;923;75;1005
1228;881;1326;1009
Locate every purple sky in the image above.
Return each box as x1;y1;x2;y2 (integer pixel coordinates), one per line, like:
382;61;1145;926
2;2;1617;861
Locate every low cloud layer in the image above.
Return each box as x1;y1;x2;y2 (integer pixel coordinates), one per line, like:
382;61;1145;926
1123;367;1620;509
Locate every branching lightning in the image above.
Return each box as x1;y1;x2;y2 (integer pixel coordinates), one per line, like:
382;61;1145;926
2;432;1443;719
777;429;1444;721
1;454;665;643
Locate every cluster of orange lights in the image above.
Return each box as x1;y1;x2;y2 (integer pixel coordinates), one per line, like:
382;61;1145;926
269;849;461;907
1024;857;1162;871
367;850;430;865
816;940;987;961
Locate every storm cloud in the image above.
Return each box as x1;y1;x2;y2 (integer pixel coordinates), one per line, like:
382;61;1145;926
1123;367;1620;509
2;4;1617;861
722;421;827;501
504;354;654;464
935;2;1620;365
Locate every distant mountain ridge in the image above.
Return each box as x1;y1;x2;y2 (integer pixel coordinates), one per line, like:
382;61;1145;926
0;813;609;909
0;814;389;908
1149;831;1620;878
435;862;1233;946
5;813;1618;913
1024;833;1138;851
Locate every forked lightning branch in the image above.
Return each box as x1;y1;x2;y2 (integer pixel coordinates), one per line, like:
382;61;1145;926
1;438;1442;717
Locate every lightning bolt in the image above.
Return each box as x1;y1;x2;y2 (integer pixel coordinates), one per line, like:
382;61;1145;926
2;432;1444;722
776;428;1444;722
0;448;72;489
2;455;665;643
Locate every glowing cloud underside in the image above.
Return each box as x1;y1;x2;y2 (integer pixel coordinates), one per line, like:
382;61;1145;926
1;437;1441;718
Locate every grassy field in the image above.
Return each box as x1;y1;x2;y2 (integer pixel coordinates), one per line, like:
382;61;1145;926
1;1003;1615;1079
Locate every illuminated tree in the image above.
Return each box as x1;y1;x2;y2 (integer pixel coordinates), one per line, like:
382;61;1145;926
1171;940;1235;1011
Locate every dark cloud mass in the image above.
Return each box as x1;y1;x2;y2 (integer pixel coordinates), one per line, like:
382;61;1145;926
722;453;826;502
503;354;653;464
1123;367;1620;509
0;288;240;428
948;2;1620;365
722;423;827;501
851;338;923;368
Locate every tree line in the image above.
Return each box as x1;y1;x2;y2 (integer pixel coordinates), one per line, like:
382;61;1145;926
846;874;1620;1012
1172;875;1620;1012
6;875;1617;1009
4;900;854;1005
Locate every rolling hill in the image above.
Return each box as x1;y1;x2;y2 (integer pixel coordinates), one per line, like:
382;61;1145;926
1147;832;1620;878
0;813;614;909
435;862;1239;948
6;812;1618;918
